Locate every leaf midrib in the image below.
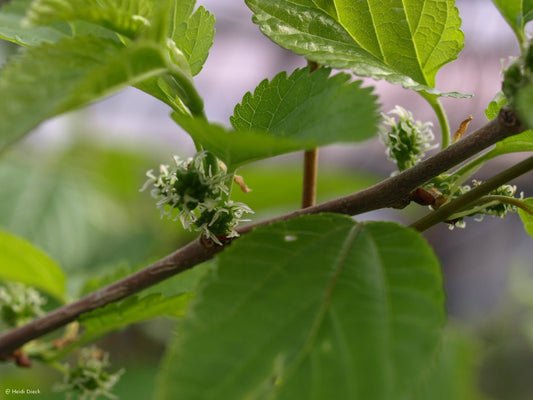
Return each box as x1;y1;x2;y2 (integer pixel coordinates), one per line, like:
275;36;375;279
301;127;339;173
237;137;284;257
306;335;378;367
206;223;354;397
272;223;363;397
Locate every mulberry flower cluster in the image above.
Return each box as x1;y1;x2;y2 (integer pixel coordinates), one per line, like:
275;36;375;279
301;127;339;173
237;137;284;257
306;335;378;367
0;282;46;327
424;175;522;229
380;105;437;173
142;151;253;245
55;347;123;400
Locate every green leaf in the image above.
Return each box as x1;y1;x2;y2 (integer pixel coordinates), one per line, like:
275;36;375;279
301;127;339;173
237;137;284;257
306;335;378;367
172;115;310;169
518;198;533;237
245;0;466;97
525;0;533;23
157;215;445;400
0;36;179;151
25;0;154;38
414;327;487;400
516;82;533;129
484;91;507;120
0;229;66;301
172;5;215;76
74;293;192;347
175;68;380;169
79;260;212;299
491;0;527;44
231;67;379;142
21;0;215;75
0;0;68;46
493;130;533;154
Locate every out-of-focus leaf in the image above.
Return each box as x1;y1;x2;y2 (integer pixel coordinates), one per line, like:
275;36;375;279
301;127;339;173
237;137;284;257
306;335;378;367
0;229;66;301
414;327;488;400
516;82;533;129
72;293;192;349
0;157;130;271
79;260;212;299
518;198;533;237
0;0;67;46
231;67;379;143
491;0;530;44
0;36;180;151
246;0;466;97
157;215;444;400
25;0;154;38
525;0;533;22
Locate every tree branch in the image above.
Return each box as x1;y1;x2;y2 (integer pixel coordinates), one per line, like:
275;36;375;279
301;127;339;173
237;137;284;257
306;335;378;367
0;107;524;358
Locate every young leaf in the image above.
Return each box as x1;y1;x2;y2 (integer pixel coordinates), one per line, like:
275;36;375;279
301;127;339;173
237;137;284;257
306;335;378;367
0;0;68;46
245;0;466;97
172;5;215;76
175;68;380;169
25;0;154;39
493;130;533;155
484;91;507;120
172;114;311;169
231;67;379;142
0;229;66;302
518;198;533;237
0;36;186;151
156;215;445;400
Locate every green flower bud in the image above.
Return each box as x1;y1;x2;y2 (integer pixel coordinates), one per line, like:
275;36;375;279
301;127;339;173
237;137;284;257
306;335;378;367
380;106;437;174
0;282;46;327
55;347;123;400
142;151;253;244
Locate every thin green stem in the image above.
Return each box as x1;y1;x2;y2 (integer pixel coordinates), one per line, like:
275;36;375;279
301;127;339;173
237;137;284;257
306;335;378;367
411;155;533;231
467;195;533;216
421;93;451;149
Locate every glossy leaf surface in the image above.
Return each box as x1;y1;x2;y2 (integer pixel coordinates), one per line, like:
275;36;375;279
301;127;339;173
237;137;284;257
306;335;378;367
245;0;466;96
